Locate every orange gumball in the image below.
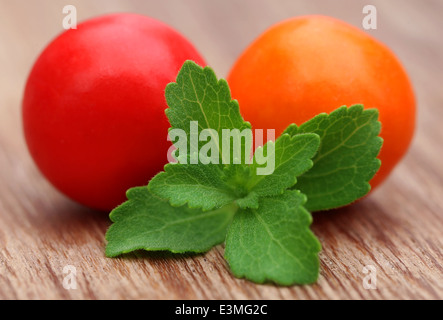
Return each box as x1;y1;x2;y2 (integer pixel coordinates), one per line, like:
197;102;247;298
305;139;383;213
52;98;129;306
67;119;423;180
228;15;415;189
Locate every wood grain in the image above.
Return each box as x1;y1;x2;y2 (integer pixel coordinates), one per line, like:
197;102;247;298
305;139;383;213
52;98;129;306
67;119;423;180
0;0;442;300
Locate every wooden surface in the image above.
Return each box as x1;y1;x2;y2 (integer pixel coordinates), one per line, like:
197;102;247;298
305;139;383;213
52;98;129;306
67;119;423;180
0;0;442;300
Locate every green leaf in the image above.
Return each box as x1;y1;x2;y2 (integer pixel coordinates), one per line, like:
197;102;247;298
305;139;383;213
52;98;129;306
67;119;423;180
284;105;383;212
247;133;320;197
105;187;237;257
166;60;251;165
235;191;259;210
222;165;260;209
224;190;321;286
148;163;236;211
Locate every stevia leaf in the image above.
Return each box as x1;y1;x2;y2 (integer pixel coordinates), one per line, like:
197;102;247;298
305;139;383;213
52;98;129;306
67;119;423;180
166;60;251;165
224;190;321;285
148;163;236;211
284;105;383;211
247;133;320;197
106;187;237;257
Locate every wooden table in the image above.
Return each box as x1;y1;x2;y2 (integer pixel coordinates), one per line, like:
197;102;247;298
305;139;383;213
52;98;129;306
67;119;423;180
0;0;442;300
